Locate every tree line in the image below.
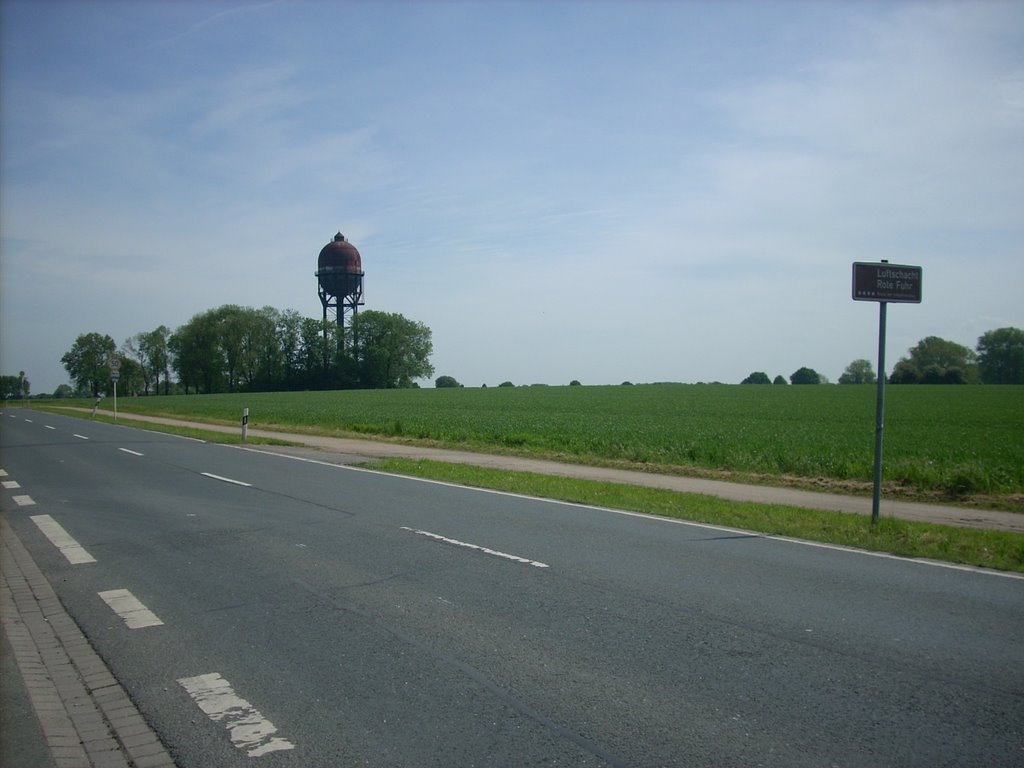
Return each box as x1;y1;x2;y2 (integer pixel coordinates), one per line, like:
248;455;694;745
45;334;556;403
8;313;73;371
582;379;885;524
59;305;434;397
34;321;1024;399
0;372;31;400
740;328;1024;385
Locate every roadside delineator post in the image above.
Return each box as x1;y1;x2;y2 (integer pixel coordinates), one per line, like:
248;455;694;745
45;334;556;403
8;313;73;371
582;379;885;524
109;358;121;422
852;260;923;525
242;408;249;443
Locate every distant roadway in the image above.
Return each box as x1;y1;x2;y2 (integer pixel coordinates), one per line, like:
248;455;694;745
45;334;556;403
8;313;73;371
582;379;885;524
54;406;1024;532
2;409;1022;766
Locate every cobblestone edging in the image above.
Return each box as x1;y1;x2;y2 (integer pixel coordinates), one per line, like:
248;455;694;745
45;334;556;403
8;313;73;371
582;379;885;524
1;518;176;768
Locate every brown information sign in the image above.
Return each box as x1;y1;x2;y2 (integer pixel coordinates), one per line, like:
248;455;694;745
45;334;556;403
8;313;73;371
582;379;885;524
852;262;922;303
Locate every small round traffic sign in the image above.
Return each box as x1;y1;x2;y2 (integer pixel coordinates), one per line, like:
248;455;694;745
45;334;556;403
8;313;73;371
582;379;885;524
109;358;122;370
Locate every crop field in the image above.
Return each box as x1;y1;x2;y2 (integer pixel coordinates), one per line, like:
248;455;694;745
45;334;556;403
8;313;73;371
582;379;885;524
80;384;1024;501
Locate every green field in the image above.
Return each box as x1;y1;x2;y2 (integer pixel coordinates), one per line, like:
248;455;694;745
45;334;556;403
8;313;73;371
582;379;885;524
66;384;1024;504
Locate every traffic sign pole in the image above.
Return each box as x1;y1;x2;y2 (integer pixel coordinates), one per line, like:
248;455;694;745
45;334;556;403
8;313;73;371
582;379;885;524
109;359;121;421
871;301;887;525
852;260;922;526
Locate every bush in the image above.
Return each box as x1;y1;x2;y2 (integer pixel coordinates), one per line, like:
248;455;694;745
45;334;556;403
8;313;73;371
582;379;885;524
790;367;822;385
889;361;919;384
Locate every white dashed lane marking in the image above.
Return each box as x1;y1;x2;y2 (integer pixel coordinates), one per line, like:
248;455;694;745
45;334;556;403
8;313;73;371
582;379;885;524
2;480;21;489
178;673;295;756
98;589;164;629
401;527;550;568
13;496;35;507
30;514;96;564
201;472;252;487
118;448;144;456
73;434;89;440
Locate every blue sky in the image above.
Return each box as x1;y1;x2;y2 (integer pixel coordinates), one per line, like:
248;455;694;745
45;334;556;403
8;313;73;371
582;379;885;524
2;0;1022;392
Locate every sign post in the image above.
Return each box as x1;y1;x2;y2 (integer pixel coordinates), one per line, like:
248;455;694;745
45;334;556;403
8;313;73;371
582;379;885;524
109;358;122;422
871;301;887;525
852;262;922;524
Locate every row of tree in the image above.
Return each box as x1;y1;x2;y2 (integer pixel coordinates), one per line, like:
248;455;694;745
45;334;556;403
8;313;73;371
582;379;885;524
49;322;1024;398
60;305;434;396
0;372;31;399
740;328;1024;385
887;329;1023;384
740;369;824;385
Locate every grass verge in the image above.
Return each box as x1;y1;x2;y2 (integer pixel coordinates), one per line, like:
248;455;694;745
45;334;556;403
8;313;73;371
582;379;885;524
368;457;1024;574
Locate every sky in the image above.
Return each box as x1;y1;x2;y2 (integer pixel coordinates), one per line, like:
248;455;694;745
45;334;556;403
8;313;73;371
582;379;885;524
2;0;1022;393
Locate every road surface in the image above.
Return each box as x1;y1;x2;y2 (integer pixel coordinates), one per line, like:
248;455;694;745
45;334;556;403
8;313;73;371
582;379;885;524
2;409;1022;766
61;405;1024;532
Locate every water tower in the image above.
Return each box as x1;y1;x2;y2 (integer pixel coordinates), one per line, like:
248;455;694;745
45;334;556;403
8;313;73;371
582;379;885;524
316;231;364;343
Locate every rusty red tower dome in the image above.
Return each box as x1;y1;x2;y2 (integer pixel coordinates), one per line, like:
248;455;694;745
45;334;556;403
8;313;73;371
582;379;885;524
316;231;365;340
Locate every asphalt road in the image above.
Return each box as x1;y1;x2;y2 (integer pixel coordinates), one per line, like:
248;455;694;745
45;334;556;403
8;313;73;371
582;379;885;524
2;410;1022;767
60;406;1024;532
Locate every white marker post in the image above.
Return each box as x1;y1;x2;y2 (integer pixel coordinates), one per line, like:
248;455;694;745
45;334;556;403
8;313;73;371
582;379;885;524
241;408;249;443
109;358;121;422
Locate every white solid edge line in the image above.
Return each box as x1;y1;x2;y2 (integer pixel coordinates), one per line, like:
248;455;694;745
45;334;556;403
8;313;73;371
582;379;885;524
236;445;1024;581
136;426;206;442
